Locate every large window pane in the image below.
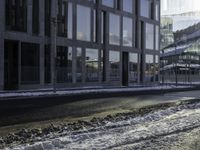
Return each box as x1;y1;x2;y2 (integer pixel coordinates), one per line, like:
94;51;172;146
45;0;51;36
6;0;27;31
109;51;120;81
32;0;39;34
129;53;138;83
57;2;72;38
77;5;91;41
109;13;120;45
140;0;150;18
102;0;114;7
123;0;133;13
21;43;39;84
86;49;99;82
57;46;72;83
146;23;154;49
145;54;154;82
123;17;133;47
76;48;82;82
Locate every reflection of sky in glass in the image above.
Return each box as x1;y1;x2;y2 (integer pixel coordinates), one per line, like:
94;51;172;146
68;3;72;39
109;51;120;62
155;26;159;50
146;23;154;50
145;54;154;63
129;53;138;63
123;0;133;13
86;49;98;61
77;5;91;41
102;0;114;7
123;17;132;47
140;0;150;18
161;0;200;31
109;13;120;45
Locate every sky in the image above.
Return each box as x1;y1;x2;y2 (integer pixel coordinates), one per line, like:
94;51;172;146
161;0;200;16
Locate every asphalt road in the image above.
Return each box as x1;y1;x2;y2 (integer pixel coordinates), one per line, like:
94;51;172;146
0;89;199;127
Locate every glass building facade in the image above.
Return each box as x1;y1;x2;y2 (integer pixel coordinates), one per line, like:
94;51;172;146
0;0;160;90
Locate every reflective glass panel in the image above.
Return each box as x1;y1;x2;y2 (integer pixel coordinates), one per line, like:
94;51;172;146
109;13;120;45
102;0;114;7
123;17;133;47
123;0;133;13
129;53;138;83
77;5;91;41
109;51;120;81
140;0;150;18
86;49;99;82
146;23;154;49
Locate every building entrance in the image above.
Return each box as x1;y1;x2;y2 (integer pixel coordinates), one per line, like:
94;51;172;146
4;40;19;90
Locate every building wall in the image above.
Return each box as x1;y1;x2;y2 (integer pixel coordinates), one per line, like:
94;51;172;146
0;0;160;90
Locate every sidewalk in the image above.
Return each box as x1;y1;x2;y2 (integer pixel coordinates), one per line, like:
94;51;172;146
0;85;198;100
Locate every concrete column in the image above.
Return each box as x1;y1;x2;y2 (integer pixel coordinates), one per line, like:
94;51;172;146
0;0;5;90
27;0;33;35
39;0;45;86
40;44;45;86
50;0;57;85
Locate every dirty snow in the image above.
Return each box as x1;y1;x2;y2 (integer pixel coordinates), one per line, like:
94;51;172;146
5;101;200;150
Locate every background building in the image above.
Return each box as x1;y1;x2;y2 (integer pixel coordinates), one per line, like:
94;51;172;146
161;22;200;84
0;0;160;90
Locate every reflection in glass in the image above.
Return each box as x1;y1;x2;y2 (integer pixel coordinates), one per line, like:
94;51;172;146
145;54;154;82
76;48;82;82
155;1;159;21
146;23;154;49
102;0;114;7
56;46;72;83
77;5;91;41
109;51;120;81
86;49;99;82
109;14;120;45
57;2;72;38
123;0;133;13
123;17;133;47
155;26;159;50
129;53;138;83
140;0;150;18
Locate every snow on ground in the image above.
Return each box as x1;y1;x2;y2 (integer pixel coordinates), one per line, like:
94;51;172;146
0;85;192;98
5;101;200;150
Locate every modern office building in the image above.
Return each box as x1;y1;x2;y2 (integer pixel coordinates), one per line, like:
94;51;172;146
160;22;200;84
0;0;160;91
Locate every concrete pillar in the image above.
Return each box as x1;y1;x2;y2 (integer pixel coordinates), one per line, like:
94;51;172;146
39;0;45;86
51;0;57;86
40;44;45;85
0;0;5;90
